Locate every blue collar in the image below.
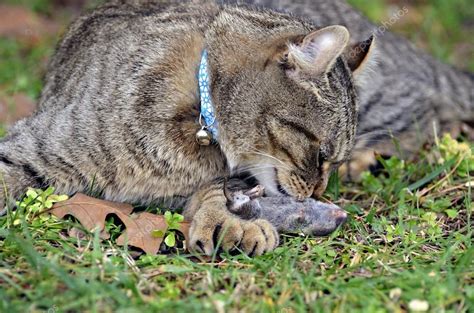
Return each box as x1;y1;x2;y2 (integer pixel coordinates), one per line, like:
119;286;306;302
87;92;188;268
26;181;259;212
198;50;218;139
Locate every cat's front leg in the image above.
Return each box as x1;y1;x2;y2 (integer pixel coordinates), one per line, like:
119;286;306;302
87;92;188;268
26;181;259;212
184;183;279;256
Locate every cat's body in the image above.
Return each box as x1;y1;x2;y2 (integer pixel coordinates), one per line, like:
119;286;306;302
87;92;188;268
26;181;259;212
2;2;218;208
236;0;474;172
0;0;373;255
0;0;471;256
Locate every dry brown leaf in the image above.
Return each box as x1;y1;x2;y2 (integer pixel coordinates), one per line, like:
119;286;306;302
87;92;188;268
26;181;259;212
50;193;190;255
51;193;133;239
115;212;169;255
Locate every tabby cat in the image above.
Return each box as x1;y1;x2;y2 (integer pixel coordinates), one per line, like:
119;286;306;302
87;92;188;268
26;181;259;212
234;0;473;175
0;0;374;255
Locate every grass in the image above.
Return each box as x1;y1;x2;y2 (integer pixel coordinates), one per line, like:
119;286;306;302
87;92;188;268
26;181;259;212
0;1;473;312
347;0;474;71
0;38;52;100
1;135;473;312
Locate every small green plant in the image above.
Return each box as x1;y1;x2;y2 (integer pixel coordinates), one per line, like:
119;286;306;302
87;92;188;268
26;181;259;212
151;211;184;248
438;133;474;177
104;216;125;241
11;187;68;226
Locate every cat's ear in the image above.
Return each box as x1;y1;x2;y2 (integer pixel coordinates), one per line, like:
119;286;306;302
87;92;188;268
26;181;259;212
287;25;350;76
345;36;377;76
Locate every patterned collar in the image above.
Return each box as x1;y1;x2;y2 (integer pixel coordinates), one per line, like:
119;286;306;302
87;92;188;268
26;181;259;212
198;50;219;140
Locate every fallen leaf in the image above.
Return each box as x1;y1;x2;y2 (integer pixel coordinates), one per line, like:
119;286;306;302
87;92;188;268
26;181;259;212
115;212;169;255
49;193;190;255
50;193;133;239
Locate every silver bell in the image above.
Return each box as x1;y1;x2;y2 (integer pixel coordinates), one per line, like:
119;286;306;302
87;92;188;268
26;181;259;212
196;128;212;146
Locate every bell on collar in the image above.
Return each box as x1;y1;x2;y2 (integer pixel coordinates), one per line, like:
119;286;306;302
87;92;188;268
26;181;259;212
196;127;212;146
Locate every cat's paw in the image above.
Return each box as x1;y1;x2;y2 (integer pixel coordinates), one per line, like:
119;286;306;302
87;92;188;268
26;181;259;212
188;212;279;256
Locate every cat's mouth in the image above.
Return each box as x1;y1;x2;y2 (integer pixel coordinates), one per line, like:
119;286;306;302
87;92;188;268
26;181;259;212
276;183;291;196
273;168;314;201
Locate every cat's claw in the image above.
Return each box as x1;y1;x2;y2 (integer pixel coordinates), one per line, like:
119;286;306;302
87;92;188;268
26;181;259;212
188;214;279;256
240;219;279;256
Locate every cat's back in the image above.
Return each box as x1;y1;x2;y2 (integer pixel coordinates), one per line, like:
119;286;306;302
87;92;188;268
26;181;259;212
39;0;218;111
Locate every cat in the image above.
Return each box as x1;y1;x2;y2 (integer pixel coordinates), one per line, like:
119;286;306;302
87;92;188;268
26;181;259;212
229;0;473;176
223;181;348;235
0;0;374;256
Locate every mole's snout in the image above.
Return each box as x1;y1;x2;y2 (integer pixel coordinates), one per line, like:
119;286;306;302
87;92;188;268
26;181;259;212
332;209;348;227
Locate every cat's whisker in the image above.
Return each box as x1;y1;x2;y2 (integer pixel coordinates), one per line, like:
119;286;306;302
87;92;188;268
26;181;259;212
354;135;405;150
356;129;392;140
235;167;275;176
352;146;375;153
247;150;292;171
237;171;276;182
234;165;277;173
248;162;291;174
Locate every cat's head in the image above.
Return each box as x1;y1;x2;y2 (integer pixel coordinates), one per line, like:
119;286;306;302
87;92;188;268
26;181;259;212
211;11;376;200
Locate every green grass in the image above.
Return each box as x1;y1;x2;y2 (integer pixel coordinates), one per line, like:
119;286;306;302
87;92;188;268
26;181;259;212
1;135;473;312
0;38;52;100
0;1;473;312
348;0;474;71
4;0;53;15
